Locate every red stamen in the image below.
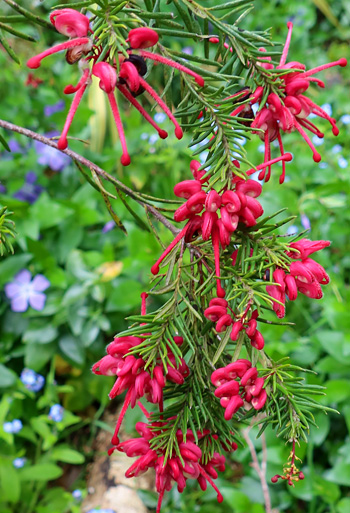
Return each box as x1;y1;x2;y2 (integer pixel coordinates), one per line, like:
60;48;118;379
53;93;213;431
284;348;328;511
117;84;168;138
246;152;293;176
57;79;89;149
64;67;90;94
301;96;339;135
138;75;183;139
293;120;322;162
27;37;90;69
301;58;347;78
141;292;148;316
258;130;269;181
199;467;223;503
229;104;246;118
140;50;205;87
151;224;189;275
137;401;150;418
156;488;165;513
297;118;324;138
277;132;286;184
106;91;131;166
279;22;293;67
212;226;225;298
111;388;132;445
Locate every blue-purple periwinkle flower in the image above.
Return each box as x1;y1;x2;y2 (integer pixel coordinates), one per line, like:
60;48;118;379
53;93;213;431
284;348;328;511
5;269;50;312
34;131;70;172
340;114;350;125
102;220;115;233
13;172;44;204
20;368;45;392
44;100;65;117
153;112;167;124
49;404;64;422
72;489;83;501
301;214;311;230
3;419;23;434
0;183;6;193
8;139;25;153
13;457;27;468
338;156;348;169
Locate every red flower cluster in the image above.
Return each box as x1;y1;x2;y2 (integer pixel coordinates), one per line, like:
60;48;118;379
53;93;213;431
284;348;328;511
92;293;189;444
267;238;330;318
204;299;265;350
211;24;347;182
116;420;228;513
211;359;267;420
27;10;204;164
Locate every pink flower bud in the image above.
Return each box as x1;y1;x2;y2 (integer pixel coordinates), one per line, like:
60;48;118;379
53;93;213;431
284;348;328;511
210;298;228;307
290;261;314;283
174;203;192;222
250;331;265;350
205;190;222;212
217;219;232;249
50;9;91;37
245;196;264;219
235;179;262;198
174;180;202;199
214;380;240;398
221;190;241;213
127;27;159;49
273;269;286;291
204;305;227;322
224;396;244;420
301;258;329;284
92;62;117;93
220;207;239;232
251;389;267;410
230;321;243;341
287;239;330;260
245;318;257;338
202;211;218;240
295;279;323;299
190;160;207;181
215;314;232;333
119;61;141;93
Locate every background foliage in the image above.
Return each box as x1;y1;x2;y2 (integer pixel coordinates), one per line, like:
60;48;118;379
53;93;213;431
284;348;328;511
0;0;349;512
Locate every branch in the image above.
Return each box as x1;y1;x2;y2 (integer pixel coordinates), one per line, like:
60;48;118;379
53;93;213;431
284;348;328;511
0;118;178;235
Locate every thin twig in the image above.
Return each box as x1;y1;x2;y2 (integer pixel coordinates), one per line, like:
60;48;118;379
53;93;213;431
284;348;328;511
243;424;273;513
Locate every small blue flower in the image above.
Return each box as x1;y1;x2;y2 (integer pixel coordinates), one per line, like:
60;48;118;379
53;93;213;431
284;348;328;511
149;134;159;145
13;172;44;204
3;422;14;433
153;112;167;124
34;131;70;172
319;162;328;169
182;46;193;55
72;489;83;501
331;144;342;154
12;420;23;433
5;270;50;313
258;144;265;154
49;404;64;422
13;457;26;468
140;132;149;140
340;114;350;125
338;156;348;169
102;221;115;233
287;225;298;236
321;103;332;117
20;368;45;392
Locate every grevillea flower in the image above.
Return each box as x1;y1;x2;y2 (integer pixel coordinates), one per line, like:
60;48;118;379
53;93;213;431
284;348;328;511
26;16;204;164
116;416;229;512
92;293;189;444
267;238;330;317
212;23;347;182
151;154;291;298
211;359;267;419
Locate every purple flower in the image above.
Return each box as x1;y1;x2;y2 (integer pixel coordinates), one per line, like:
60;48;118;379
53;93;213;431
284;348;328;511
20;368;45;392
5;270;50;312
13;172;44;204
49;404;64;422
44;100;65;117
0;183;6;193
102;220;115;233
8;139;25;153
301;214;311;230
13;457;26;468
72;489;83;501
34;131;70;172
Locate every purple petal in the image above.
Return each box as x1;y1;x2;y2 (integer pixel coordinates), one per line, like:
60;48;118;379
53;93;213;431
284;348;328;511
14;269;32;284
25;172;37;184
32;274;50;292
11;295;29;312
4;283;22;299
28;292;46;311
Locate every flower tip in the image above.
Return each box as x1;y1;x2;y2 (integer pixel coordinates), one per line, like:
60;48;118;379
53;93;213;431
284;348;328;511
339;58;347;67
217;286;226;298
175;127;183;139
27;57;41;69
120;154;131;166
111;433;120;445
159;129;168;139
287;21;293;29
332;125;340;136
313;152;322;163
196;76;205;87
57;137;68;150
271;475;279;483
63;84;76;94
283;152;293;162
151;264;160;275
217;493;224;503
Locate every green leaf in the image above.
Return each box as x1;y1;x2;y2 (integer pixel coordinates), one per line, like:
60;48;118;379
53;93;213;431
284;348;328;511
0;132;10;151
337;498;350;513
0;458;21;502
25;342;56;371
19;463;63;481
0;253;32;286
0;364;16;388
50;446;85;464
59;335;85;366
30;193;74;230
23;324;58;344
324;461;350;486
106;279;144;312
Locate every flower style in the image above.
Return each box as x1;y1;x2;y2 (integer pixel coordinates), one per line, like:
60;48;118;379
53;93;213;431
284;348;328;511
150;154;291;298
116;418;229;512
211;359;267;420
213;23;347;182
26;12;204;164
5;269;50;312
266;238;330;318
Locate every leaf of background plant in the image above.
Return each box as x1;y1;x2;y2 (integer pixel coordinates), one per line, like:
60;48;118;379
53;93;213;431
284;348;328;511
50;446;85;464
19;463;63;481
0;364;16;388
0;458;21;503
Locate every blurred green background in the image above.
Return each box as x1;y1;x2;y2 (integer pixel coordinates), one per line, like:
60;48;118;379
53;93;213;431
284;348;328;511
0;0;349;512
